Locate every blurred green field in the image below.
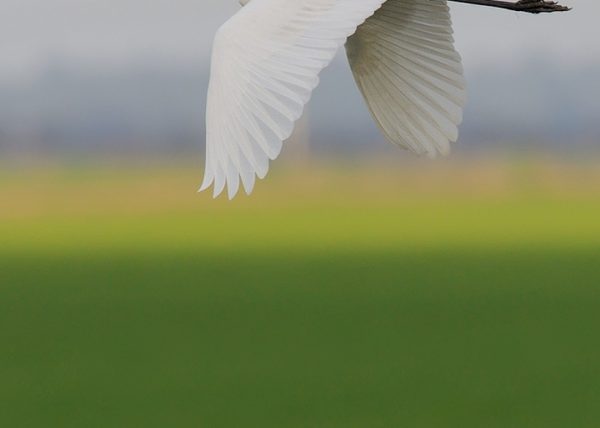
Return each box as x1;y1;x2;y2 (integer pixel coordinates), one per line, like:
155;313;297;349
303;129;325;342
1;156;600;427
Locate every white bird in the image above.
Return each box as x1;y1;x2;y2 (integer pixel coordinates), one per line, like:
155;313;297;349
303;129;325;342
199;0;561;199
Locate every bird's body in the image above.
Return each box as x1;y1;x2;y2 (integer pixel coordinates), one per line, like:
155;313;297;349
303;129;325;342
201;0;465;198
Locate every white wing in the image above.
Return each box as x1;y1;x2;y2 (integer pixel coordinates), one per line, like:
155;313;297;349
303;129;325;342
201;0;386;198
346;0;466;156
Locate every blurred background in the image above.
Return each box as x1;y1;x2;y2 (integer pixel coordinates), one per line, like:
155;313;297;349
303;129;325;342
1;1;599;427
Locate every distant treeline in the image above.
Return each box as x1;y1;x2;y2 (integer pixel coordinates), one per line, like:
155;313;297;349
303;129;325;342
0;59;599;153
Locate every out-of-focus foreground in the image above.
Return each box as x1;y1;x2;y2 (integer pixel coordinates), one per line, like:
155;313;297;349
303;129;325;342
1;155;599;427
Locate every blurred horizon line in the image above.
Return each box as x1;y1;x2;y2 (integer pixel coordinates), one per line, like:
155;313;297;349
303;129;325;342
1;57;599;156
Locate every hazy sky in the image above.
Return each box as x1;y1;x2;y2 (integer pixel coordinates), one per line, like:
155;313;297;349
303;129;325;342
0;0;595;81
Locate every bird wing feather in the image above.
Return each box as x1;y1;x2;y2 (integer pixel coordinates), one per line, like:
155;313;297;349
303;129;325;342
346;0;467;157
202;0;386;198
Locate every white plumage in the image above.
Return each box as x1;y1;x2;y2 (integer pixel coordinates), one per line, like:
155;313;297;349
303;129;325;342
201;0;466;199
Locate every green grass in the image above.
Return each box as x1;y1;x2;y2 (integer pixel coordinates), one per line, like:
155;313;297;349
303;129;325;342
1;159;600;427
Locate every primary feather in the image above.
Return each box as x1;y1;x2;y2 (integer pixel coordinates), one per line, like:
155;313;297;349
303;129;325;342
202;0;465;198
347;0;466;157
